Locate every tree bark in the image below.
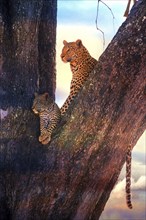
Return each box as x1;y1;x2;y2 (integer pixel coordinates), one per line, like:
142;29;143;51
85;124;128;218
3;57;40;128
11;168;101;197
0;0;57;219
0;0;146;220
0;0;56;108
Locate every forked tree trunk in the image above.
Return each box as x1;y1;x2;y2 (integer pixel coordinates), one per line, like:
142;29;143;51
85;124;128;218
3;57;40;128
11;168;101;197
0;0;146;220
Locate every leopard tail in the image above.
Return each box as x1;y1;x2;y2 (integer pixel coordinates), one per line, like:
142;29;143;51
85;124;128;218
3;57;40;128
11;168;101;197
125;145;133;209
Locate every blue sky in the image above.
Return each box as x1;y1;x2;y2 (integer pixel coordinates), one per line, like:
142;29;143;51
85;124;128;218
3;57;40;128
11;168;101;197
56;1;146;219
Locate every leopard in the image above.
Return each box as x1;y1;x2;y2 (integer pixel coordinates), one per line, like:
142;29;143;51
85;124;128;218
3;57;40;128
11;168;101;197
32;92;61;145
125;145;133;209
60;39;98;115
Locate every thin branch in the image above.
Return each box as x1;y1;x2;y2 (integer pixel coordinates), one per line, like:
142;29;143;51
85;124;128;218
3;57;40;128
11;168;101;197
95;0;116;49
95;0;105;49
100;0;115;21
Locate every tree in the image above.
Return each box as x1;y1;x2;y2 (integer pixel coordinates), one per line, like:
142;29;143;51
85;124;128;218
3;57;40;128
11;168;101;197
0;0;57;218
0;0;146;219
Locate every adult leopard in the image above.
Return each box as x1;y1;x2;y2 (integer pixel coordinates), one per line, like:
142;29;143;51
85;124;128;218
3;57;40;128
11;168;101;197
60;39;98;115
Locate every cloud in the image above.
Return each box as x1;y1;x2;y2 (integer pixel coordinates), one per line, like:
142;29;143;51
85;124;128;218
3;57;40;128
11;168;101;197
100;176;146;220
132;176;146;191
113;176;146;195
101;205;146;220
133;151;146;165
112;178;126;194
101;132;146;219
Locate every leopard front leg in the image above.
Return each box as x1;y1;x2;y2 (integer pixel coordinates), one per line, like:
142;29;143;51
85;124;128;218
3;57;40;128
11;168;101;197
39;115;51;144
41;121;59;145
40;134;51;145
39;131;51;144
39;113;60;145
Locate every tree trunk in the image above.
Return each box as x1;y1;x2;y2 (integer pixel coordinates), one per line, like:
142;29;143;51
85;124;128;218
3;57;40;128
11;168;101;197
0;0;146;220
0;0;57;219
0;0;56;108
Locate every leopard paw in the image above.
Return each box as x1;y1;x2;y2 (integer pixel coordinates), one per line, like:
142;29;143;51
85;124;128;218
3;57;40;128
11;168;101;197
39;135;45;142
39;134;51;145
41;136;51;145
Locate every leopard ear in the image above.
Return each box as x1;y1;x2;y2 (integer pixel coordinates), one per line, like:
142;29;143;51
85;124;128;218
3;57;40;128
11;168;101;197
63;40;68;45
76;39;82;47
43;92;49;100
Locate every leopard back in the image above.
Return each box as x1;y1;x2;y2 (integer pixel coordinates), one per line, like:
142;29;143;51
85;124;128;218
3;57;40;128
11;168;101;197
125;145;133;209
32;93;61;144
60;39;97;115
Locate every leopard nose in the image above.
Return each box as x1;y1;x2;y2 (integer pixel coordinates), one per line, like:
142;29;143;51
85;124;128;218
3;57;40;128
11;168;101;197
66;58;71;62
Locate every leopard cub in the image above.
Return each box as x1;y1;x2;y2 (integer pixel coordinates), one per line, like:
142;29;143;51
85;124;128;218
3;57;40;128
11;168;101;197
32;93;61;145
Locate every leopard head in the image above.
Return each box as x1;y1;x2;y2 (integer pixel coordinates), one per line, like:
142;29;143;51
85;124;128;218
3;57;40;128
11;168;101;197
60;39;82;63
32;93;52;114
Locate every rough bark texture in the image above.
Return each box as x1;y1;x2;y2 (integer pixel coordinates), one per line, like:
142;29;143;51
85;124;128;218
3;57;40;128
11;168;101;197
0;0;146;220
0;0;56;109
0;0;57;219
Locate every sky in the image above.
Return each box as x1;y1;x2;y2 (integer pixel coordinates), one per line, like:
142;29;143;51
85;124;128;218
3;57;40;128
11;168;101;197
56;1;146;219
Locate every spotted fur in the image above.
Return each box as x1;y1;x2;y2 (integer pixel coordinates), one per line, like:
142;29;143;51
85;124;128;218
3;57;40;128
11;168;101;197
32;93;61;145
60;39;98;115
125;145;133;209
